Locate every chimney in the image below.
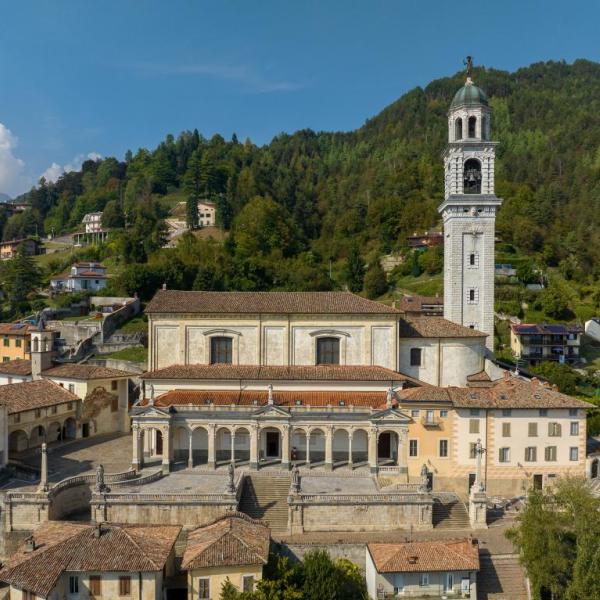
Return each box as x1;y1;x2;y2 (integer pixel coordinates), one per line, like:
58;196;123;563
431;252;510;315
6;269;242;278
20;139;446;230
24;536;36;553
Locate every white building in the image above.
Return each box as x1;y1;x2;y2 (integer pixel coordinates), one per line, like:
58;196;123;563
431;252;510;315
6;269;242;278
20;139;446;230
82;212;103;233
585;318;600;343
50;262;108;292
197;201;216;227
440;73;502;352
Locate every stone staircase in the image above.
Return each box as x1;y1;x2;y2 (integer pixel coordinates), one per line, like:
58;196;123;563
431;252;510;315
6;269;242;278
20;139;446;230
432;494;471;529
477;552;528;600
239;473;291;533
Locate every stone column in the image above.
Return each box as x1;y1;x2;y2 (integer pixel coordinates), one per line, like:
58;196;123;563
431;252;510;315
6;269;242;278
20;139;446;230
348;430;353;469
207;425;216;469
281;425;290;470
161;425;171;475
305;431;311;468
187;430;194;470
230;429;236;464
250;426;259;470
38;443;48;492
396;431;403;466
325;426;333;471
368;428;378;474
131;425;141;470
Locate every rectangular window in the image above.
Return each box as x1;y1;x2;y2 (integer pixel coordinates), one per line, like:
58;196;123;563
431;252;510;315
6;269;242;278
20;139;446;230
545;446;557;462
111;397;119;412
499;447;510;463
439;439;448;458
111;380;118;391
2;357;9;362
539;409;548;417
51;405;57;414
119;575;131;595
440;409;448;418
316;337;340;365
69;575;79;594
570;447;579;462
411;409;420;417
469;252;479;267
569;409;578;417
502;409;512;417
525;447;537;462
243;576;255;593
68;383;75;394
409;439;418;457
410;347;422;366
469;443;477;459
528;422;538;437
419;573;430;587
570;422;579;436
67;402;73;410
210;336;233;364
15;338;22;348
425;409;435;424
89;575;101;596
3;337;9;347
502;423;511;437
35;409;41;419
14;413;20;423
467;288;479;304
548;423;562;437
469;419;480;434
198;578;210;599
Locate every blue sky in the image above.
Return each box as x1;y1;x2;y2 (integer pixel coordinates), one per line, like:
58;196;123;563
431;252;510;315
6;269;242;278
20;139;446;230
1;0;599;197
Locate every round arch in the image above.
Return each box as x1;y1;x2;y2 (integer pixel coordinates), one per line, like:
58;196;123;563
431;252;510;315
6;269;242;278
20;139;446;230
29;425;46;448
46;422;62;443
352;429;369;465
9;430;28;454
173;426;190;463
215;426;234;464
63;418;76;441
191;426;208;466
377;430;400;466
463;158;482;194
260;426;282;463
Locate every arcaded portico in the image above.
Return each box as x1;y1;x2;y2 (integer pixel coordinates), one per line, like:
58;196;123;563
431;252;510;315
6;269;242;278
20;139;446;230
130;391;410;475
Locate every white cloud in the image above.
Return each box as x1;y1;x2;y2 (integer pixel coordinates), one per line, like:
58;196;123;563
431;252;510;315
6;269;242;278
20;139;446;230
133;61;304;94
0;123;30;197
41;152;103;183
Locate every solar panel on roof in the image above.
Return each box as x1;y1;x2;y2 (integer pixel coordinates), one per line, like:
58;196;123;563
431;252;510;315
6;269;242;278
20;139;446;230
11;324;25;330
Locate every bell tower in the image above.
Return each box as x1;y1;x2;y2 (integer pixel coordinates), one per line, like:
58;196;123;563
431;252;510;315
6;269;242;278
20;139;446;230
439;58;502;352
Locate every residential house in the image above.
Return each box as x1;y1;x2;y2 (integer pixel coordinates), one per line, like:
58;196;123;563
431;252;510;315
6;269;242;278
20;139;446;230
584;318;600;343
73;213;110;246
399;295;444;317
50;262;108;293
511;323;582;365
182;513;270;599
0;521;181;600
366;538;479;599
82;212;103;233
0;323;36;362
0;237;41;260
407;231;443;249
197;200;216;227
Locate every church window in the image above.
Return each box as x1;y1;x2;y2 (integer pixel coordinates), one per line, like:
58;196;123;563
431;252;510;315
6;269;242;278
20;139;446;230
410;347;422;366
467;288;479;304
468;251;479;268
454;118;463;140
468;116;477;138
316;337;340;365
210;337;233;364
463;158;482;194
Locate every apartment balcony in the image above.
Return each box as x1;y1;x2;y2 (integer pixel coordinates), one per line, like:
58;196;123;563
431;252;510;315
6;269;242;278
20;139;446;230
421;416;442;428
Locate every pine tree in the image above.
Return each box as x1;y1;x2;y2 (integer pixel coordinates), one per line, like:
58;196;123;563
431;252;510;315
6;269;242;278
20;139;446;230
364;261;388;299
183;151;202;230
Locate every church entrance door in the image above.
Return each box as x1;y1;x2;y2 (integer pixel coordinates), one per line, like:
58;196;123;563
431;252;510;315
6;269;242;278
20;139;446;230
266;431;280;458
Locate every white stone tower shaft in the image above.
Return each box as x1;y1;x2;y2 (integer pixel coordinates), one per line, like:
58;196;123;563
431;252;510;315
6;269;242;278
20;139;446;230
439;76;502;352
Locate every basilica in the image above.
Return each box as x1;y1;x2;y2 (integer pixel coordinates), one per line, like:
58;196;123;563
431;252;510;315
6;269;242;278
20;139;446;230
131;72;591;498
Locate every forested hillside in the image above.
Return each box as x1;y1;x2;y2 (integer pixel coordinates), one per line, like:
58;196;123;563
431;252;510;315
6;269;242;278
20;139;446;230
3;59;600;308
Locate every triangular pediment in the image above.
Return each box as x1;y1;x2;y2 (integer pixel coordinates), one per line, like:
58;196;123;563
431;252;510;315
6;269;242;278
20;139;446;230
132;405;171;418
370;407;411;423
253;404;290;418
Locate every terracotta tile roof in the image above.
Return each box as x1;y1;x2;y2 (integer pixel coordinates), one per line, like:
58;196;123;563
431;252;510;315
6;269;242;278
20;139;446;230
399;294;443;313
448;377;593;409
145;290;401;315
398;386;452;404
0;380;79;414
368;538;479;573
182;513;269;570
0;358;32;376
42;363;134;380
466;371;492;382
143;389;391;409
511;323;583;335
0;322;36;336
400;317;487;338
0;522;181;597
142;364;409;382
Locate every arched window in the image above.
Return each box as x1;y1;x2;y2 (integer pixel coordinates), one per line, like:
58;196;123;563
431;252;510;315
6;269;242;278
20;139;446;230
454;118;463;140
316;337;340;365
463;159;482;194
468;116;477;138
481;115;487;140
210;336;233;364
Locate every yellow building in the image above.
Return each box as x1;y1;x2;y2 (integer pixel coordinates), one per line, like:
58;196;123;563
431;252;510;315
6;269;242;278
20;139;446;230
183;512;270;599
0;323;36;363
